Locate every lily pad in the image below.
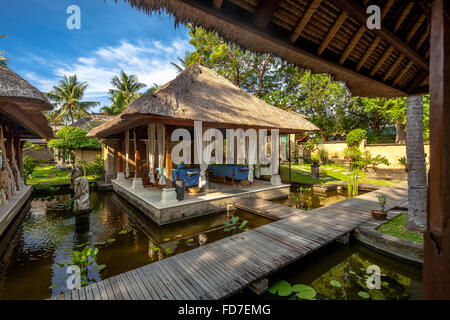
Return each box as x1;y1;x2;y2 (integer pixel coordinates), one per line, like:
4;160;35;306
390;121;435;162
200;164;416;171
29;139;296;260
239;220;248;229
175;240;180;245
163;238;170;242
268;280;292;297
118;230;128;235
187;238;194;243
292;284;316;300
224;228;230;232
94;264;106;271
358;291;370;299
165;248;174;254
152;247;160;252
94;241;106;245
330;280;342;288
106;238;116;243
222;221;230;226
48;283;60;289
231;216;240;224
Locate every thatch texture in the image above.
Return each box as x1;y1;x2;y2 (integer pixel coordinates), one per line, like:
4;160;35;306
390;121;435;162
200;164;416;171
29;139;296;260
88;65;318;138
122;0;430;98
0;66;54;139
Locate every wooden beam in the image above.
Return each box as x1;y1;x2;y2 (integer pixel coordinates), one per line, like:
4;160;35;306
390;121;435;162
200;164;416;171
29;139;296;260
394;2;415;32
424;0;450;299
290;0;322;43
334;0;429;70
381;0;396;19
370;46;394;76
165;127;173;188
407;70;428;94
416;29;430;50
383;53;405;82
393;60;414;86
356;36;380;71
134;129;141;178
253;0;281;29
317;12;347;55
406;14;427;43
340;25;365;64
212;0;223;10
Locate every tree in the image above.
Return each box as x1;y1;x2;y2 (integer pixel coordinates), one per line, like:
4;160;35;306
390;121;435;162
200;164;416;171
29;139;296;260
23;155;38;180
144;83;161;94
0;34;7;68
405;96;427;232
104;71;146;115
170;51;191;73
46;75;99;124
48;126;102;164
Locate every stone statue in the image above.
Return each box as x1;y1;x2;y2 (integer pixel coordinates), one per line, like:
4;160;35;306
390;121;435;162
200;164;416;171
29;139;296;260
70;167;84;190
0;168;12;202
72;176;90;213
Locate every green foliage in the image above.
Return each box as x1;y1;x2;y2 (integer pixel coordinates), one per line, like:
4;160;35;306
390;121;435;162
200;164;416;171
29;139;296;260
347;170;359;197
23;155;39;179
398;156;407;167
346;129;366;147
268;280;292;296
310;154;320;165
0;34;8;67
330;280;342;288
377;214;424;243
377;195;388;212
86;155;104;176
293;187;313;210
293;284;317;300
48;126;101;154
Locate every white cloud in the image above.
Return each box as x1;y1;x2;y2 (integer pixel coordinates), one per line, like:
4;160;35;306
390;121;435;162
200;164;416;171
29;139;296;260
24;38;192;106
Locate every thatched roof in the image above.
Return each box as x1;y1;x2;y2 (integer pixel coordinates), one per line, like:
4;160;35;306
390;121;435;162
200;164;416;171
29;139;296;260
88;65;318;138
123;0;430;98
0;66;54;139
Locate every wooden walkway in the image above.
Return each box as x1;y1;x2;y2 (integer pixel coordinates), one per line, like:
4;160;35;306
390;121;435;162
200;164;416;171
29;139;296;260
230;197;301;220
51;186;408;300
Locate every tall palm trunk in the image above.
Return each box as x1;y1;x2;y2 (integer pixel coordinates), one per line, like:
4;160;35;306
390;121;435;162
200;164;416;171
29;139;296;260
405;95;427;232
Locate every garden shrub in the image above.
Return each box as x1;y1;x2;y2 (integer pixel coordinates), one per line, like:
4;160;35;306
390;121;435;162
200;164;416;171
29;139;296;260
346;129;366;147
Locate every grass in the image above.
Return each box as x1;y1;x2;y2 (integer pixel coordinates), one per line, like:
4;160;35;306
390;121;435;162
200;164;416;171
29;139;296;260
280;164;400;187
27;165;98;186
377;214;424;243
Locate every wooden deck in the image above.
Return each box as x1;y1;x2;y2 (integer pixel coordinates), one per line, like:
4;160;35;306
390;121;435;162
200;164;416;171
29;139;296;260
229;197;302;220
51;186;408;300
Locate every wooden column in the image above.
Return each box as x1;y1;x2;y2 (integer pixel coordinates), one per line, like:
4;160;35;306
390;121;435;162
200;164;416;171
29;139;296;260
134;130;141;178
424;0;450;299
165;127;173;188
118;134;124;172
288;134;292;184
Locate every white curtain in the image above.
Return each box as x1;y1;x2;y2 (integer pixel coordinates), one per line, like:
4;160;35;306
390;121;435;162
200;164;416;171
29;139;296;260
125;130;130;178
255;132;260;179
246;137;255;183
196;124;207;188
157;123;166;185
148;124;156;184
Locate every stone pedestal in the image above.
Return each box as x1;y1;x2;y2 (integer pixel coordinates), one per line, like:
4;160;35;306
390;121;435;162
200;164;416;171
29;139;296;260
270;174;282;185
310;165;320;180
161;187;178;204
116;172;126;180
131;177;143;189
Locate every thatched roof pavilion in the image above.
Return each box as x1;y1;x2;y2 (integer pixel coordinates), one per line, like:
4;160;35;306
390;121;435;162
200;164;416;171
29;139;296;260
88;64;318;138
0;66;54;140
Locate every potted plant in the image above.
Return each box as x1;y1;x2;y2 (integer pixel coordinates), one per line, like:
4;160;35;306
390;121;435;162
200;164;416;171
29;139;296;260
371;195;388;220
310;154;320;179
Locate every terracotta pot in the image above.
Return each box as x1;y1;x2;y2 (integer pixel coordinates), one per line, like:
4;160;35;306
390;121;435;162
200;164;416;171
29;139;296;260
371;210;387;220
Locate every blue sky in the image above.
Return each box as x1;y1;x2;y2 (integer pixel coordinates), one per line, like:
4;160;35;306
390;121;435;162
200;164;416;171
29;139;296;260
0;0;193;109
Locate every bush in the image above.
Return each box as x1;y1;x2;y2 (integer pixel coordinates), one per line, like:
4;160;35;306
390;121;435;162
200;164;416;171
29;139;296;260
346;129;366;147
23;155;39;179
87;155;103;176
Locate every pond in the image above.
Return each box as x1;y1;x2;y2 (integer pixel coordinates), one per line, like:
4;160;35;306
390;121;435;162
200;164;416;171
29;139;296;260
0;191;272;299
274;189;370;210
233;242;422;300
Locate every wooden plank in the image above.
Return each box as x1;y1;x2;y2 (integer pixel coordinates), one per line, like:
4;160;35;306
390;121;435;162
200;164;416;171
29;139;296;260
340;26;365;65
141;264;177;300
121;273;140;300
318;12;348;55
108;276;124;300
102;278;116;300
151;259;188;299
290;0;322;43
78;286;87;300
370;46;394;76
71;289;79;300
84;283;94;300
90;282;102;300
97;280;109;300
135;267;164;300
115;275;132;300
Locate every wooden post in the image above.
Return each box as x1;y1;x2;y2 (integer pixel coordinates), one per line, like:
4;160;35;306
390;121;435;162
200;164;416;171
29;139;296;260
134;129;141;178
165;127;173;188
118;134;124;172
288;134;292;184
424;0;450;299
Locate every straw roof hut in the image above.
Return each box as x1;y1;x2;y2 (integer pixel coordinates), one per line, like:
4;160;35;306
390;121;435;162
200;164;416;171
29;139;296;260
88;64;318;138
0;66;54;140
123;0;430;98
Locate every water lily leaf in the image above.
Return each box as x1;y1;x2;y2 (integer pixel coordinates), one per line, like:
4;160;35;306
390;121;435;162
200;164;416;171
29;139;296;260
244;228;249;231
224;228;230;232
165;248;173;254
330;280;342;288
152;247;160;252
292;284;316;300
268;280;292;297
56;262;65;269
49;283;60;289
239;220;248;229
80;280;88;286
94;264;106;271
75;243;86;248
231;216;240;224
222;221;230;226
106;238;116;243
358;291;370;299
187;238;195;243
163;238;170;242
94;241;106;245
382;281;389;287
175;241;180;245
118;230;127;235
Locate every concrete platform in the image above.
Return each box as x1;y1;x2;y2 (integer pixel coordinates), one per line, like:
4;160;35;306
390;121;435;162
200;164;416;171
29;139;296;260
112;179;290;225
0;186;33;238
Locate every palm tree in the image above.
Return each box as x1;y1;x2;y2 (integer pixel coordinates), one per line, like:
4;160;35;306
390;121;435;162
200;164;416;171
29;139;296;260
109;71;146;110
170;51;191;73
46;75;99;124
405;95;427;232
145;83;161;94
0;34;8;67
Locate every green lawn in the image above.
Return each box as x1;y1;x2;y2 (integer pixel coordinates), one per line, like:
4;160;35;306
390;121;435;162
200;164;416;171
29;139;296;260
280;164;400;186
377;214;424;243
27;165;98;186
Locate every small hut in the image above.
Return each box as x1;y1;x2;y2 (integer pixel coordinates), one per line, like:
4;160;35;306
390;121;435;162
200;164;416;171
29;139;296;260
0;66;54;235
88;65;317;223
